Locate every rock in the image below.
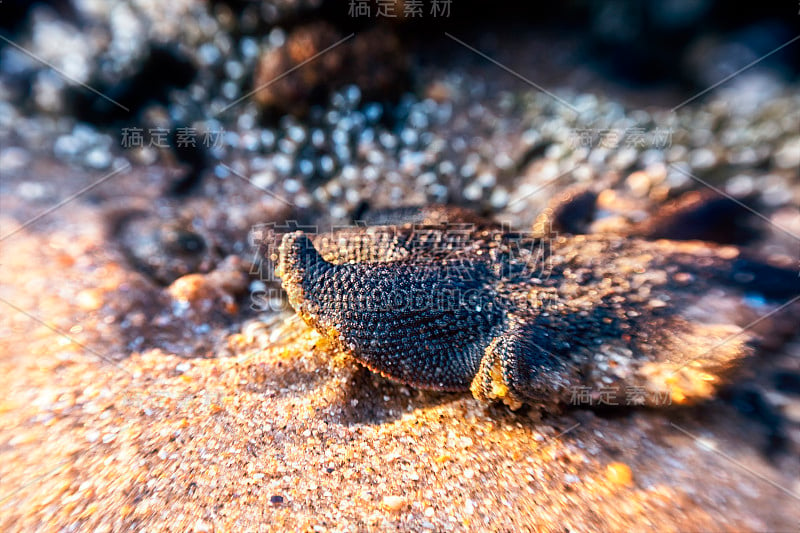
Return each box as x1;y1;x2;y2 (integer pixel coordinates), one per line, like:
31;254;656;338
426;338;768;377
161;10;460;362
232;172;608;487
605;462;634;488
381;495;405;511
253;23;408;117
114;212;213;286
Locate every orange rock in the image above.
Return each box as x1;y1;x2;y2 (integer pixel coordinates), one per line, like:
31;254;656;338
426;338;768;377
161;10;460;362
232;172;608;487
606;462;634;487
168;274;210;303
381;495;405;512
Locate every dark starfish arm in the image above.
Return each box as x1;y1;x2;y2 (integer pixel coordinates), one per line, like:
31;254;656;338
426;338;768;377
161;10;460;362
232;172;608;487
278;231;505;390
631;190;763;245
470;315;580;410
471;307;754;410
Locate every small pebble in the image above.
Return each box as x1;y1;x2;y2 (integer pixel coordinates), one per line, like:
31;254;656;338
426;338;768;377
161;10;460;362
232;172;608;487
381;495;405;512
606;462;634;488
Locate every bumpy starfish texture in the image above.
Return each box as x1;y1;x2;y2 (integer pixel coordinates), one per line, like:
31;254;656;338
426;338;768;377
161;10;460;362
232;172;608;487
276;205;799;410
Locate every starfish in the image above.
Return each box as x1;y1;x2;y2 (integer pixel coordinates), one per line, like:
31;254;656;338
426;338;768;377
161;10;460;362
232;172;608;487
276;202;799;410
